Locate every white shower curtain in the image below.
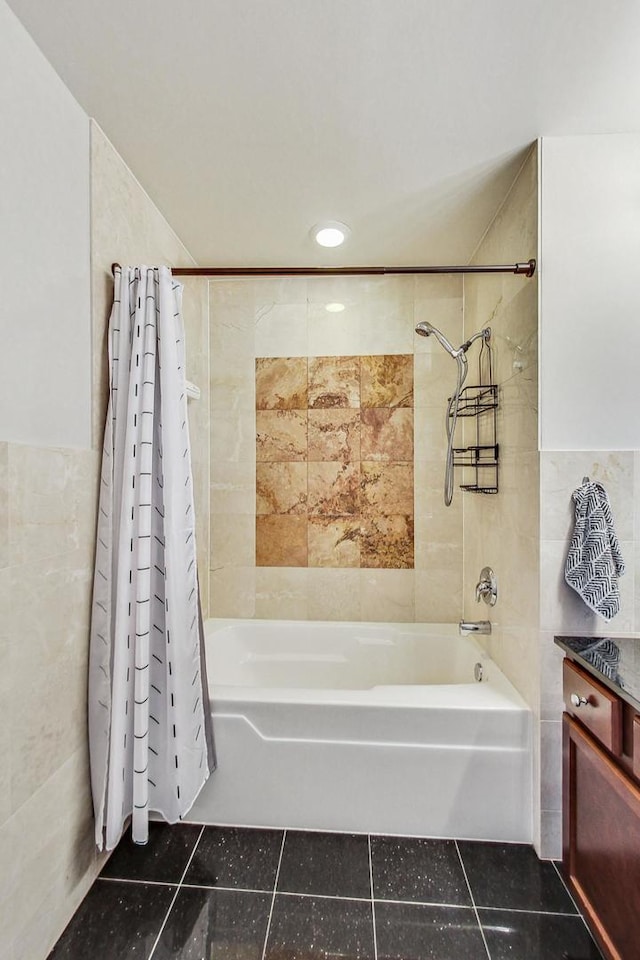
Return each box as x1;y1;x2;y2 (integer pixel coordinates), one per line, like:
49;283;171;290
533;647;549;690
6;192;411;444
89;265;215;851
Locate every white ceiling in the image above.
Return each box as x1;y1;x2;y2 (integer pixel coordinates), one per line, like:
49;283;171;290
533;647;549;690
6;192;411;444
8;0;640;266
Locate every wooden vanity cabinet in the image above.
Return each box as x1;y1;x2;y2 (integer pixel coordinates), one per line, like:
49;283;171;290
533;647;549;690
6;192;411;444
562;659;640;960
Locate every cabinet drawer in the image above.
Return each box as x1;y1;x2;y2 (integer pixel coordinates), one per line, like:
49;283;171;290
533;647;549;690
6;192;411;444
563;659;622;755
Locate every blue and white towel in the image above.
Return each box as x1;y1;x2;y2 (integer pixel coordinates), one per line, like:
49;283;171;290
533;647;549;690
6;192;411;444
564;479;625;621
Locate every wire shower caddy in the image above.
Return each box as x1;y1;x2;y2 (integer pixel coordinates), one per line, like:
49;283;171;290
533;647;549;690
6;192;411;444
450;333;499;494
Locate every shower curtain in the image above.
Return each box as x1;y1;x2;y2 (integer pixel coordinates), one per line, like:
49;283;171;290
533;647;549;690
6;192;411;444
89;265;215;851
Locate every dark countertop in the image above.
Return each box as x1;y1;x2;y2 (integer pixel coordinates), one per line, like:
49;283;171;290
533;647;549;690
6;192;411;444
555;635;640;713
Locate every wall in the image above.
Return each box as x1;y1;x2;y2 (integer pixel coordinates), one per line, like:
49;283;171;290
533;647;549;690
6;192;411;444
0;7;205;949
0;3;95;955
90;124;210;616
461;146;539;848
209;275;464;621
462;145;539;707
0;0;90;448
538;451;638;858
539;134;640;450
536;132;640;858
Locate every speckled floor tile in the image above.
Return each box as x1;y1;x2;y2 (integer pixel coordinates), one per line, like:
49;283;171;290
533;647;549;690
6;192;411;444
457;842;578;913
277;830;370;898
478;908;604;959
370;836;471;906
47;879;175;959
375;901;488;959
182;825;283;890
100;822;202;884
264;894;375;960
151;887;271;959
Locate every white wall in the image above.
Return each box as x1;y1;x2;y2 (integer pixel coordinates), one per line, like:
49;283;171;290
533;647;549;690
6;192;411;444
540;134;640;451
0;0;91;449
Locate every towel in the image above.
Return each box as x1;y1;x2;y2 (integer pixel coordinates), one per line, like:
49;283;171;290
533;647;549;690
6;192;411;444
564;479;625;620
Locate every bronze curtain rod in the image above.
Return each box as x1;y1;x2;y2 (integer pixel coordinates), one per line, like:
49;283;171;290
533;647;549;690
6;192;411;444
111;259;536;278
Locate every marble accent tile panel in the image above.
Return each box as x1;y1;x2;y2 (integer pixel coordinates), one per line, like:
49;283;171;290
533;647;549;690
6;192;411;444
308;518;361;568
308;356;360;408
361;462;414;516
308;409;360;463
255;353;414;569
361;515;414;569
256;357;308;410
308;462;361;517
361;355;413;408
361;409;413;461
256;462;308;515
256;516;308;567
256;411;307;461
0;443;7;569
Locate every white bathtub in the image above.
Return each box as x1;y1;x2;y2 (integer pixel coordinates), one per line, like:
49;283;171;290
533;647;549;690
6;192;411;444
185;619;532;842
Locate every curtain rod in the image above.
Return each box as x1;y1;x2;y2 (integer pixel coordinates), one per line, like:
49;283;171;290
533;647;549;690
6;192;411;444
111;259;536;278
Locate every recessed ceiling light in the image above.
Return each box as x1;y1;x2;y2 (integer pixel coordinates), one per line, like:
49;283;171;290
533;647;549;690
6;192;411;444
325;302;346;313
311;221;351;248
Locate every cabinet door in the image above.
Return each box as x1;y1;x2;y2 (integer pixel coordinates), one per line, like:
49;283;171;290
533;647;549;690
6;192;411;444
563;713;640;960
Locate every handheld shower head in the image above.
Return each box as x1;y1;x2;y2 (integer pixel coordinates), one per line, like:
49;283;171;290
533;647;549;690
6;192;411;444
414;321;459;358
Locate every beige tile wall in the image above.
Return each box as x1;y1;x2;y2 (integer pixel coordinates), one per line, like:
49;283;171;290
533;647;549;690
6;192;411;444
0;125;206;960
539;450;638;858
209;275;464;621
462;146;540;846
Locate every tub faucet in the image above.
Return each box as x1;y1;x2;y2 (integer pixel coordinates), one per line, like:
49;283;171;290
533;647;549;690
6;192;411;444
459;620;492;636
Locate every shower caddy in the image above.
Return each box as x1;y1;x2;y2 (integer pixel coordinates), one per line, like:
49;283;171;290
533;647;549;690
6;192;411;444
451;334;499;494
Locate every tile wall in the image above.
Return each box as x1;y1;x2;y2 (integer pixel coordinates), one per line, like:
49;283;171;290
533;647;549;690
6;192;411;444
209;275;463;621
0;120;206;960
538;450;639;859
461;146;541;843
255;355;414;569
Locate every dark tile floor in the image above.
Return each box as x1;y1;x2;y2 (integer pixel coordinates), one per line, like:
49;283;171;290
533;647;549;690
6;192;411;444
48;824;603;960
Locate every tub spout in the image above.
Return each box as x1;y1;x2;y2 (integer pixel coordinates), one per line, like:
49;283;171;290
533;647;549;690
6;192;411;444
459;620;491;636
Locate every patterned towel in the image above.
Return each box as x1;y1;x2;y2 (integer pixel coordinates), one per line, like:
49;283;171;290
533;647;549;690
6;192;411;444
564;479;625;620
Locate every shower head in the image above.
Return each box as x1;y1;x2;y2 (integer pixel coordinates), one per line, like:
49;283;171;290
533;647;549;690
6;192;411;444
415;321;460;358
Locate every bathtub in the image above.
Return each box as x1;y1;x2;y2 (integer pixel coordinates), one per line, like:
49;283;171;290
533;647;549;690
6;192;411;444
185;619;532;842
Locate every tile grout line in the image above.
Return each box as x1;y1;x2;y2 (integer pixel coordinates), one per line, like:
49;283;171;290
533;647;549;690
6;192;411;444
551;860;581;915
551;859;598;941
454;840;492;960
260;829;287;960
367;835;378;960
146;824;206;960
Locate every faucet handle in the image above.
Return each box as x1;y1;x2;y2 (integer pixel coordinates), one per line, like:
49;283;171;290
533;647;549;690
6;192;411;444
475;566;497;607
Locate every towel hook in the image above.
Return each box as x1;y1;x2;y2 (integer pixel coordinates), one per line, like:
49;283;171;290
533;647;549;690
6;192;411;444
582;476;590;485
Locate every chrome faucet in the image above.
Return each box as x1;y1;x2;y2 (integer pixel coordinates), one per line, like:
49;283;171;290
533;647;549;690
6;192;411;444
459;620;492;636
475;566;497;606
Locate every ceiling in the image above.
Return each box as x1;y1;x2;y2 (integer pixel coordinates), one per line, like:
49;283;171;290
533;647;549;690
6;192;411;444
8;0;640;266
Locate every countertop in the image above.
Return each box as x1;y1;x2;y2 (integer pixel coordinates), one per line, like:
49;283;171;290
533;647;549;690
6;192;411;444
554;634;640;713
